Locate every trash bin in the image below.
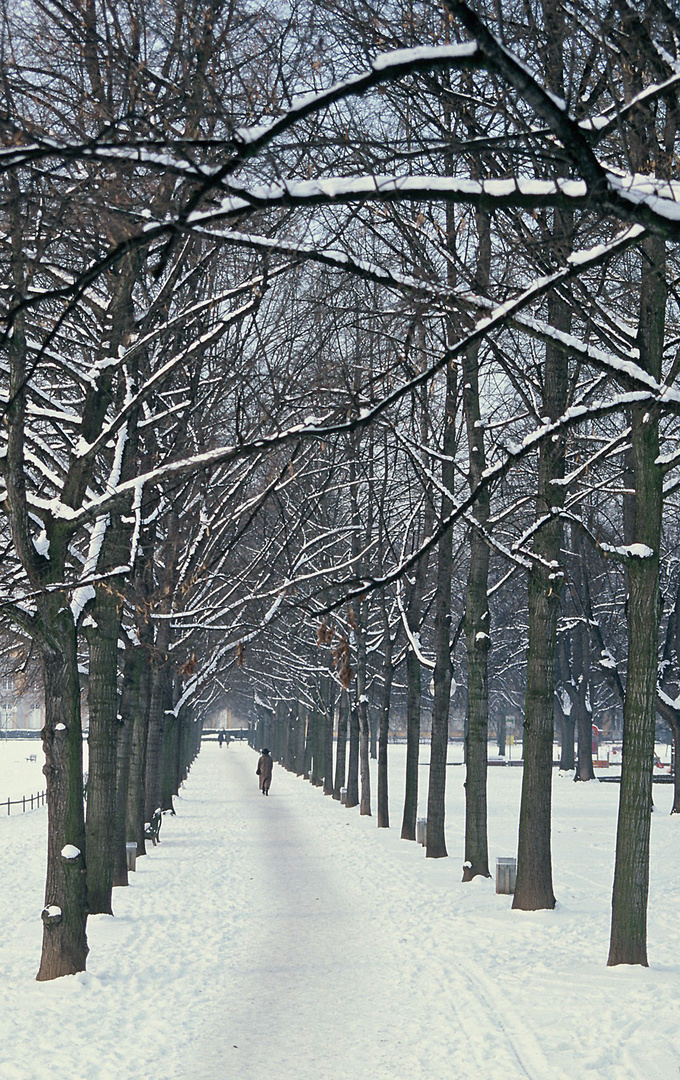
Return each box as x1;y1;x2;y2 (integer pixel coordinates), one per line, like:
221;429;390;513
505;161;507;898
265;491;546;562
340;787;347;805
126;841;138;872
496;856;517;894
416;818;427;846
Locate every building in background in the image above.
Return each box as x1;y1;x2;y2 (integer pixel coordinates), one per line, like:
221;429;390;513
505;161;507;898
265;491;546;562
0;672;44;733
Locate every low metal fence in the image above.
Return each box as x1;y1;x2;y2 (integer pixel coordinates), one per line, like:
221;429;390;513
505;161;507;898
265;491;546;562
3;791;46;815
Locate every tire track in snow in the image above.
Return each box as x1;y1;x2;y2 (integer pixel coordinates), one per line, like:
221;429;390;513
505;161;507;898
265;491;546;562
450;957;568;1080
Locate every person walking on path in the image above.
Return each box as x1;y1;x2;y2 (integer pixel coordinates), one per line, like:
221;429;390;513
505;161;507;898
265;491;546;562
256;748;273;795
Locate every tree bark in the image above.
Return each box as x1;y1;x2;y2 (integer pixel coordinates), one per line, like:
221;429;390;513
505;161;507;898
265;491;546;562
462;201;491;881
145;664;172;821
323;683;334;796
295;702;307;776
36;605;89;981
311;705;324;786
513;0;571;913
126;643;152;857
113;645;141;886
377;620;394;828
513;291;568;907
85;585;121;914
346;699;360;808
570;529;595;781
356;608;372;816
608;234;665;967
426;355;457;859
333;689;349;798
401;648;422;839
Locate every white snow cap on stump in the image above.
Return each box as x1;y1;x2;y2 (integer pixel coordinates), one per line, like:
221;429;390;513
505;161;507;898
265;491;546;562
55;723;66;731
61;845;80;860
43;905;62;917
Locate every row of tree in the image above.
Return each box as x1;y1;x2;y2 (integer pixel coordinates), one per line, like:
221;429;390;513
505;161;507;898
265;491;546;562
2;0;680;981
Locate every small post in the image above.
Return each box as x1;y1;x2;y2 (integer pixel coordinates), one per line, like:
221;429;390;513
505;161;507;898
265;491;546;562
340;786;347;805
7;797;10;816
23;796;25;812
126;842;138;872
496;857;517;894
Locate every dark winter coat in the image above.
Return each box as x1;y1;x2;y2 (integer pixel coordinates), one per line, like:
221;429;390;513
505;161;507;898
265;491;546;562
257;752;273;790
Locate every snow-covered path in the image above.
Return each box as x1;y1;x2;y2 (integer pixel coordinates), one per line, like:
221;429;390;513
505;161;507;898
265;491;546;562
2;739;680;1079
194;745;559;1080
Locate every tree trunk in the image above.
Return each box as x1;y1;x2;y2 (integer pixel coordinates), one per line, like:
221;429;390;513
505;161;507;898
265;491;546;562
426;356;457;859
554;636;575;772
356;609;371;816
113;646;142;886
461;146;492;880
85;587;121;915
377;633;394;829
295;702;307;775
671;717;680;815
512;306;567;908
160;705;180;812
323;684;334;796
514;557;560;910
346;700;360;808
36;604;89;981
461;356;490;877
281;701;292;771
608;234;665;967
311;706;324;786
145;664;172;820
333;690;349;799
303;706;313;778
126;646;152;857
513;1;571;912
571;530;595;781
558;708;575;772
112;651;134;888
401;648;422;839
497;714;506;757
462;513;491;877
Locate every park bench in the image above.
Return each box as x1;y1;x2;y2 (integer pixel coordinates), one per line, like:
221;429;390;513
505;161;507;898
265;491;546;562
26;754;37;762
144;807;163;846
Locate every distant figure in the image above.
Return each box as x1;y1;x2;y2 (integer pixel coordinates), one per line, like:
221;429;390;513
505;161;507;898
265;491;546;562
257;748;273;795
225;732;231;748
218;730;225;748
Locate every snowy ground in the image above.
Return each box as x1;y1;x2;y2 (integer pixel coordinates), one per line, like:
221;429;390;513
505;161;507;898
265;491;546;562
1;739;679;1080
0;738;45;803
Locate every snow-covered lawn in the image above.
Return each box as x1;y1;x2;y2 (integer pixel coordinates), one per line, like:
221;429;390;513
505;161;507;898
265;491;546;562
0;739;45;804
1;738;679;1079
